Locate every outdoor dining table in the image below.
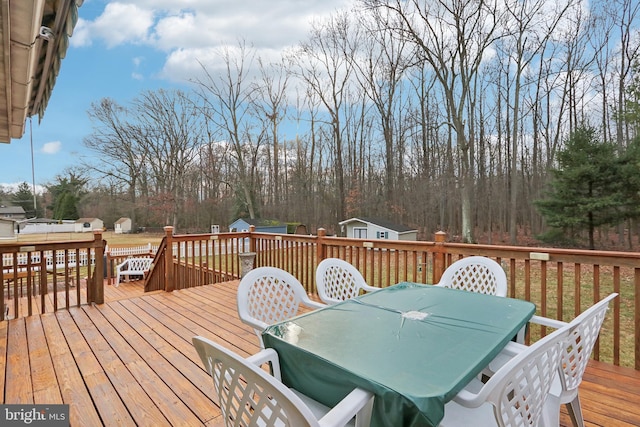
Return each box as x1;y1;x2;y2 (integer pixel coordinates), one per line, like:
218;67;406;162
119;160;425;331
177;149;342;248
261;282;536;427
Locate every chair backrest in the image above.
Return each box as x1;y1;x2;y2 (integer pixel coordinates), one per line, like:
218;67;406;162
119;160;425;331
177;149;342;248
192;336;320;427
237;267;313;344
438;256;507;296
561;293;618;394
315;258;369;305
482;324;574;427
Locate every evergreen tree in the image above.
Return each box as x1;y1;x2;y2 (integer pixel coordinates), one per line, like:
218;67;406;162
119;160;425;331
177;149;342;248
11;182;35;217
535;127;628;249
618;136;640;224
46;171;88;220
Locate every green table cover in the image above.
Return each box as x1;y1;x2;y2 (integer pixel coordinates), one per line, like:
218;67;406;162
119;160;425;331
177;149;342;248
262;282;535;427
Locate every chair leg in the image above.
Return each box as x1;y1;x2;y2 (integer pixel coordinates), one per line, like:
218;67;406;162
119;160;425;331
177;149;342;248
566;396;585;427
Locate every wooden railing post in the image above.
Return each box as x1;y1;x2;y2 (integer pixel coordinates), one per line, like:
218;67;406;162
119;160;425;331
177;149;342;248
93;229;105;304
248;225;257;253
316;228;327;267
164;226;175;292
433;231;447;283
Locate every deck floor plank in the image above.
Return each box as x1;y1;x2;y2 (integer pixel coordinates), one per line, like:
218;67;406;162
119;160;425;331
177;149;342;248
5;319;32;403
55;308;138;426
82;303;204;427
25;315;63;404
1;280;639;427
0;320;7;399
39;313;104;426
96;301;219;424
68;306;172;426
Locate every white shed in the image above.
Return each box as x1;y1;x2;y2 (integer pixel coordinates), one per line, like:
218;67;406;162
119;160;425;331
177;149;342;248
115;217;133;234
339;217;418;241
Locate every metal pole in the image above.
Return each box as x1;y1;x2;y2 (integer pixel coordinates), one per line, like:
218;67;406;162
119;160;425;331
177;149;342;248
29;118;37;215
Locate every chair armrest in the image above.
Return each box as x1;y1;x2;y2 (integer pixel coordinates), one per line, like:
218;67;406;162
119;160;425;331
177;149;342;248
451;385;484;408
500;341;528;357
361;283;380;293
243;317;271;334
483;341;528;376
529;315;568;329
246;348;282;381
515;315;568;343
318;387;374;427
304;299;327;310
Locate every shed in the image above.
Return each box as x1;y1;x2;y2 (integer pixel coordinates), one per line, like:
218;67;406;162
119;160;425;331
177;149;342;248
229;218;287;234
0;218;15;239
75;218;104;233
115;218;133;234
339;217;418;241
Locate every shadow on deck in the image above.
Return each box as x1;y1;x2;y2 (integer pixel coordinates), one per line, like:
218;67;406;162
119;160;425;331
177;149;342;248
0;281;639;426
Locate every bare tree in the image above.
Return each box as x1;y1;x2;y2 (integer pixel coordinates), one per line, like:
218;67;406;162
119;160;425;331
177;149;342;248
352;7;414;212
194;41;262;219
500;0;577;244
295;12;358;225
133;89;204;229
252;57;291;206
364;0;505;242
83;98;147;228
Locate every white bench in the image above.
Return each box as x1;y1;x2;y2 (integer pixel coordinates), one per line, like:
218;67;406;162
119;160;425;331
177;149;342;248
116;257;153;286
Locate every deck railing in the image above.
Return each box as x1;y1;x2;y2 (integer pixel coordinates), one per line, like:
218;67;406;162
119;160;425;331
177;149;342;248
0;230;105;319
147;226;640;370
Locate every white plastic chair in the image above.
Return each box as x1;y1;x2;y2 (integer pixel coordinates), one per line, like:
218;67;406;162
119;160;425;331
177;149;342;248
315;258;379;305
439;323;574;427
488;293;618;427
237;267;325;347
192;336;374;427
436;256;508;297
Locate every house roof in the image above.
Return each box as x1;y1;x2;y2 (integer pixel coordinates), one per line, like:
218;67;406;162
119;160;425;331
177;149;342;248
115;217;131;224
339;217;418;234
0;0;83;143
0;205;25;214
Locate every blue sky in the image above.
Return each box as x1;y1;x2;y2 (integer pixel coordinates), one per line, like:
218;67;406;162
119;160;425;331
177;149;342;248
0;0;353;190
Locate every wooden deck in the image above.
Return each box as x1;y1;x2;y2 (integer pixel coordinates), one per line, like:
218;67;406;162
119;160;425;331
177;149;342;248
1;281;639;426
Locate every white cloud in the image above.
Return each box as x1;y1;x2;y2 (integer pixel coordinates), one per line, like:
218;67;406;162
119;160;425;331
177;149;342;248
90;3;155;48
75;1;356;79
41;141;62;155
70;18;92;47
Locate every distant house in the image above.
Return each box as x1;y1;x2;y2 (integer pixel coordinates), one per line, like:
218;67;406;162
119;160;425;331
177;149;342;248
0;205;26;220
114;218;133;234
0;218;15;239
339;217;418;241
229;218;288;234
75;218;104;233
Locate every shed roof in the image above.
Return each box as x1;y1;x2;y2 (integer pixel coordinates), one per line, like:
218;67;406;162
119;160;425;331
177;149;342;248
339;217;417;234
